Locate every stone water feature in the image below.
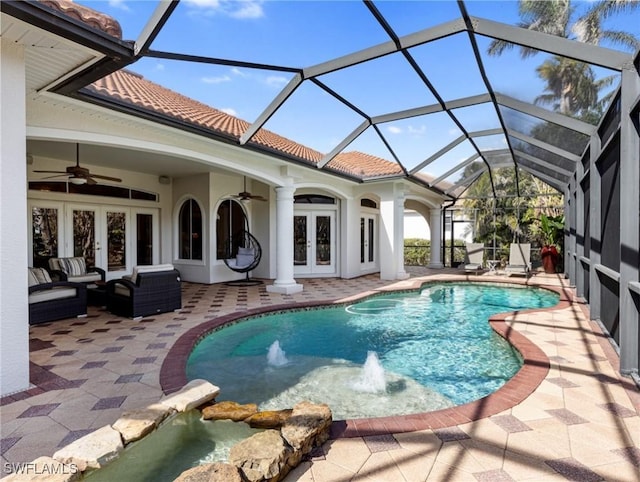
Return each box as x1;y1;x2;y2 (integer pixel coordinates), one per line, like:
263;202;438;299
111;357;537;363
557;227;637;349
4;379;332;482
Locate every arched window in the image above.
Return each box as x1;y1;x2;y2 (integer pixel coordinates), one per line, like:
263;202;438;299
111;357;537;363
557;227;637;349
178;199;202;260
216;200;247;259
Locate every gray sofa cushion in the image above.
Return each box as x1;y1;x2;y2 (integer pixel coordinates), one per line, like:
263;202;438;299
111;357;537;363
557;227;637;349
29;286;78;304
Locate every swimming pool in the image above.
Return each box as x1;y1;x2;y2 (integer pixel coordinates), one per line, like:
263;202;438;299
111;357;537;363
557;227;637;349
187;282;559;420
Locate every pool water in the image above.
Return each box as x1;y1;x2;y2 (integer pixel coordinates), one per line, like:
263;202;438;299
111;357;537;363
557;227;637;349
83;412;263;482
187;283;558;419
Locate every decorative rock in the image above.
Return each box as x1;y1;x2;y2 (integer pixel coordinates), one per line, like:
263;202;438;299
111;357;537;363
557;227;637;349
281;401;332;453
201;400;258;422
160;379;220;412
229;430;291;482
112;403;173;444
2;456;81;481
52;425;123;472
173;462;242;482
244;409;292;429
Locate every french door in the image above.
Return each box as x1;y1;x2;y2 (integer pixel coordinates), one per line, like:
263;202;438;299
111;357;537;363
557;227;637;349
30;201;159;279
360;214;377;271
294;211;336;275
66;205;128;280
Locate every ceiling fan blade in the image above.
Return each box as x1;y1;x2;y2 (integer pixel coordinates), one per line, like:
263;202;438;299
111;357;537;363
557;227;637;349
41;174;71;180
85;176;98;186
89;173;122;182
249;195;267;201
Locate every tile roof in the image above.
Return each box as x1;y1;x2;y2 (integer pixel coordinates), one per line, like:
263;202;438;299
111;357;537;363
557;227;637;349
40;0;122;39
86;69;413;181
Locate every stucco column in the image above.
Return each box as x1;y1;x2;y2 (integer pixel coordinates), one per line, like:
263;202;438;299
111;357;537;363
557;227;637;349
428;207;444;268
0;39;29;396
394;189;409;279
266;186;303;294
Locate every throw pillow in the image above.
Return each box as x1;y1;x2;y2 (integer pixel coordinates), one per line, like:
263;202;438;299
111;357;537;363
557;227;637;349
59;257;86;276
28;267;52;286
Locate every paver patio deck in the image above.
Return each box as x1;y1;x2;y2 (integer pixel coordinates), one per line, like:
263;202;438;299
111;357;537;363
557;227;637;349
1;268;639;481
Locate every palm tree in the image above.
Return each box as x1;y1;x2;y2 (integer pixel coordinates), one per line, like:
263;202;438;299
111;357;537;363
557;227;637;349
488;0;640;117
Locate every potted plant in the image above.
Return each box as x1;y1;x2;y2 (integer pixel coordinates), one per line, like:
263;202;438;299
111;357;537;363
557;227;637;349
537;214;564;273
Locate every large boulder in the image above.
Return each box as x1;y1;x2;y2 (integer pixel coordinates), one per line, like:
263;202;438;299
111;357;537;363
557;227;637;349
160;379;220;412
244;409;292;429
201;401;258;422
173;462;242;482
228;430;291;482
281;401;332;454
52;425;123;471
112;402;173;444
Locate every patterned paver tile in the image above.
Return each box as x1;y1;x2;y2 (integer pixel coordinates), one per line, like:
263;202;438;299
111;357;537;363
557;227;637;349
433;427;470;442
1;437;21;455
546;377;580;388
17;403;60;418
473;469;515;481
545;457;604;481
490;414;532;433
91;396;126;411
546;409;589;425
81;361;108;369
133;356;157;365
115;374;143;384
363;434;401;453
597;403;637;418
57;429;95;447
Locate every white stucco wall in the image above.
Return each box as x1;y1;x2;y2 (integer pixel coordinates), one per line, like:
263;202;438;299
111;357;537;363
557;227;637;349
1;39;30;396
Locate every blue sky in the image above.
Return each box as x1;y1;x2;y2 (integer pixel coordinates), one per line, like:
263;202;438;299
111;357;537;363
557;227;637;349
78;1;640;179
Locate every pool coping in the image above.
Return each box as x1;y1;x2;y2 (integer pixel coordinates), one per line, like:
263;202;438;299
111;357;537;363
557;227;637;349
159;276;575;439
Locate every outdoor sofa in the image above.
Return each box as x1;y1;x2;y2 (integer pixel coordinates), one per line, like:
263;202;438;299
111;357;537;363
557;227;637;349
105;264;181;318
28;267;87;325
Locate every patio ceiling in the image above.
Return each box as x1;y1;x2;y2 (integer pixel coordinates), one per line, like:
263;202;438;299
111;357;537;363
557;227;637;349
5;0;637;200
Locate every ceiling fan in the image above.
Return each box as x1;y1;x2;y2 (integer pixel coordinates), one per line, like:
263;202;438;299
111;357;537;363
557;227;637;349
234;176;267;202
34;144;122;185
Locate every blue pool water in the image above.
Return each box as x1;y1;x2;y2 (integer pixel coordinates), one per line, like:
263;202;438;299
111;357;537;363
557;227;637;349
187;282;558;419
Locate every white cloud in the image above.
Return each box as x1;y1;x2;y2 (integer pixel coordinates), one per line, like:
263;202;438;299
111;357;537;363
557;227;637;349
448;128;460;136
220;107;238;116
108;0;130;12
264;75;288;88
408;125;426;135
155;63;165;71
230;2;264;19
387;126;402;135
201;75;231;84
184;0;264;19
231;67;249;78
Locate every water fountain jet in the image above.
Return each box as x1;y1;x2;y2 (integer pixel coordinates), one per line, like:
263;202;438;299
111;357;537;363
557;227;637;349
267;340;289;367
351;351;386;393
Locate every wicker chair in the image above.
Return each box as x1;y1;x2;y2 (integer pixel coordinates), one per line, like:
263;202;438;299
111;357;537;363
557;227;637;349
106;265;181;319
28;268;87;325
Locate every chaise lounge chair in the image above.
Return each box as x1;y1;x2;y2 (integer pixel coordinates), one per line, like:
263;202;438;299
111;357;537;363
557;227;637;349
504;243;531;277
463;243;485;274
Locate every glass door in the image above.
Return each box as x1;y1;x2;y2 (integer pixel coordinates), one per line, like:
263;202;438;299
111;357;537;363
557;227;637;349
133;208;159;265
360;214;377;271
30;202;64;269
67;205;132;280
294;211;336;275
